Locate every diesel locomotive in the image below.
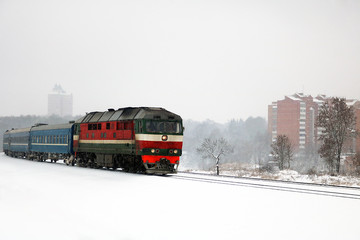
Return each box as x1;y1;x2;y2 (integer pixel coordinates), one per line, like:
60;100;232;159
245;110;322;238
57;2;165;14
3;107;184;174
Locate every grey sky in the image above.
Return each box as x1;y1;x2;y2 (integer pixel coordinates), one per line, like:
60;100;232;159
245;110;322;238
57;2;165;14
1;0;359;123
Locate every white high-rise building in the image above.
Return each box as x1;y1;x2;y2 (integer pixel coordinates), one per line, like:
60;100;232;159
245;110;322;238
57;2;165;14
48;84;73;117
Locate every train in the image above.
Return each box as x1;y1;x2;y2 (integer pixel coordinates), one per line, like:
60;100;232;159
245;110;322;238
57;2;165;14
3;107;184;174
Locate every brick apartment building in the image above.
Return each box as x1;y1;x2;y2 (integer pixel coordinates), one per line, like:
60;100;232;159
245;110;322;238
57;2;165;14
268;93;360;154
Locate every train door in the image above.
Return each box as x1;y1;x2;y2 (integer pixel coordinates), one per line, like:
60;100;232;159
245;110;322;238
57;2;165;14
73;124;80;152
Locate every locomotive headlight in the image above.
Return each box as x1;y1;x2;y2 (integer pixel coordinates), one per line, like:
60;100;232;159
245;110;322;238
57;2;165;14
162;135;168;141
174;149;178;154
151;149;155;154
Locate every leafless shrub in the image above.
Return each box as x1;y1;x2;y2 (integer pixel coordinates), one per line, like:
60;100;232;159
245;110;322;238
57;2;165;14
271;135;294;170
197;138;233;175
307;167;318;176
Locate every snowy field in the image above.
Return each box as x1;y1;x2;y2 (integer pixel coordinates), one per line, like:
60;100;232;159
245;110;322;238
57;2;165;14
1;153;359;240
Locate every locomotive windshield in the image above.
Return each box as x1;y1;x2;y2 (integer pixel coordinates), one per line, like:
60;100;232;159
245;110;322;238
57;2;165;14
146;121;182;134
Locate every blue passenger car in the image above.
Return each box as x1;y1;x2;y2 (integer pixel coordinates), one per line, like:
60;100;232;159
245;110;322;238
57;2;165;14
3;130;10;154
4;128;31;157
30;123;74;161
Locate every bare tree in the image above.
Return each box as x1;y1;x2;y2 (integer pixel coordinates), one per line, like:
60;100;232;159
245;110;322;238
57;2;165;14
317;97;357;174
197;138;233;175
352;152;360;176
271;135;294;170
253;132;271;170
318;138;337;174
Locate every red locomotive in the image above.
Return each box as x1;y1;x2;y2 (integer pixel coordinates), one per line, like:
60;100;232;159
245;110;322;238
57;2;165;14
71;107;184;174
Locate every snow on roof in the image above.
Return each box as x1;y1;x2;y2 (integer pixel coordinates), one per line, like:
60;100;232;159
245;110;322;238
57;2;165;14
285;95;301;101
313;98;324;103
346;99;359;106
294;92;311;98
277;93;359;108
284;93;313;102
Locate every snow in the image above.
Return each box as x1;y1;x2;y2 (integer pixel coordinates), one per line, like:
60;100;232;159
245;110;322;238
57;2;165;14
1;153;360;240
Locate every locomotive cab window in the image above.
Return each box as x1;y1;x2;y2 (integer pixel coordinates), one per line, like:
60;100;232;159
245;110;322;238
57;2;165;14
146;121;182;134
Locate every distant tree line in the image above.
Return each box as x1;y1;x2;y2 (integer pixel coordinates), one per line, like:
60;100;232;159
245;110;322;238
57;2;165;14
182;117;270;172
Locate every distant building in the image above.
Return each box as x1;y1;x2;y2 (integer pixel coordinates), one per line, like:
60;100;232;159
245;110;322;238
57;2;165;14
48;84;73;117
268;93;360;153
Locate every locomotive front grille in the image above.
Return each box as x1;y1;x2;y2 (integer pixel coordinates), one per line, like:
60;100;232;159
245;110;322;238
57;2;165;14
158;158;170;169
144;158;177;174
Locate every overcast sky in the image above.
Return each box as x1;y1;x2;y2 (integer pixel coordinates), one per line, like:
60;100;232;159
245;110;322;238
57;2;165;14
1;0;359;123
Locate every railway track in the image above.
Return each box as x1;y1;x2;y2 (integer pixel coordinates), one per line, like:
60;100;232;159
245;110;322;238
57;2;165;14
178;170;360;190
169;172;360;200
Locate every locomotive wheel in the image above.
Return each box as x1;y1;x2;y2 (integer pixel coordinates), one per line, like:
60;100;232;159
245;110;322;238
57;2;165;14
112;163;118;170
122;165;130;172
96;164;103;169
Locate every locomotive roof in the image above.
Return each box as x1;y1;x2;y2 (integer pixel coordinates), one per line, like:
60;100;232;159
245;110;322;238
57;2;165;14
77;107;182;123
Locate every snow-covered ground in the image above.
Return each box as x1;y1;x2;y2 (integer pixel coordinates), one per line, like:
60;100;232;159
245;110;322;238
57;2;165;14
1;153;359;240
